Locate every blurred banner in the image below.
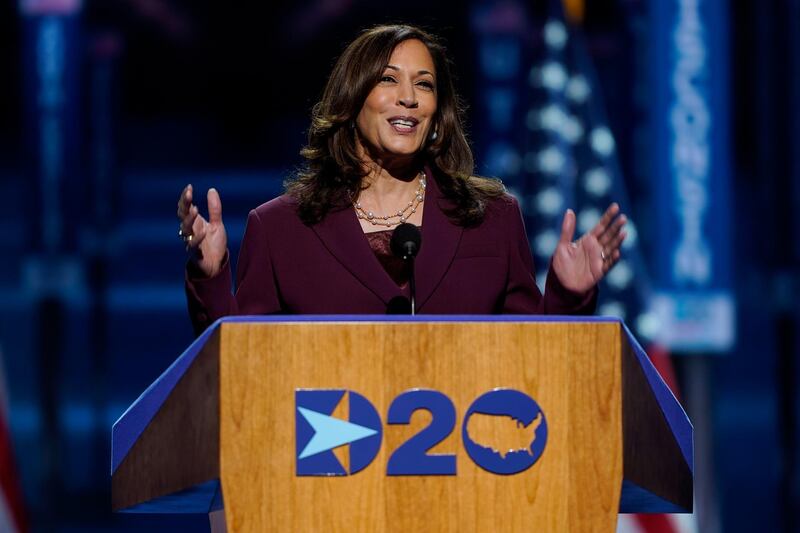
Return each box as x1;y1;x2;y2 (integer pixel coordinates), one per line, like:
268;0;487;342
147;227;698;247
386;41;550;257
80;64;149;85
470;1;527;190
648;0;735;353
20;0;84;255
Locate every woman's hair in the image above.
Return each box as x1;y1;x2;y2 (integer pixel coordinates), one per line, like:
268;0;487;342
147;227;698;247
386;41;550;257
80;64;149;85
286;24;505;227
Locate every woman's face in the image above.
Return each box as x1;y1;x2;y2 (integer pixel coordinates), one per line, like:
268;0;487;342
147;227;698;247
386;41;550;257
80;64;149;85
355;39;438;165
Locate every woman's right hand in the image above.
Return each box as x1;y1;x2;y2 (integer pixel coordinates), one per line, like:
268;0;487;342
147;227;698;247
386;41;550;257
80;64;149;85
177;184;228;278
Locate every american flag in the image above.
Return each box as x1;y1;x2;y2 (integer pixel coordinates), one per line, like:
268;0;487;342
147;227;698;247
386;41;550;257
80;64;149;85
0;346;27;533
519;5;652;333
516;1;693;531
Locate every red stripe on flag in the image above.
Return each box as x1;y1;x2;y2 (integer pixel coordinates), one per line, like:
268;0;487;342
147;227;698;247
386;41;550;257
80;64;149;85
634;513;679;533
0;412;27;533
646;343;682;402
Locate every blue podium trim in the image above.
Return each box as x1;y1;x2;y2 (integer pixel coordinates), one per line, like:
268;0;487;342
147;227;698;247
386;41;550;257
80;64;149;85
621;323;693;474
118;479;223;514
111;320;219;473
619;479;689;513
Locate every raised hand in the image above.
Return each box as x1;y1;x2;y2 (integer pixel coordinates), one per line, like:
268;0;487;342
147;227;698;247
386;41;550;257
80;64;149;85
176;184;228;277
551;203;627;294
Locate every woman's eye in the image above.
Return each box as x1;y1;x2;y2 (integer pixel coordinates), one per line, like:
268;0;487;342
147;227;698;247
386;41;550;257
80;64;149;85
417;80;435;90
381;75;396;83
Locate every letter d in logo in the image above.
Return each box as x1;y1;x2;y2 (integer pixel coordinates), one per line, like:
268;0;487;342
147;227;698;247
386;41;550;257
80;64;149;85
295;390;382;476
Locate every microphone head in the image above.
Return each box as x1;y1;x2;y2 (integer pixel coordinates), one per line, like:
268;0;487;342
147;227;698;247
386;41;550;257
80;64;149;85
390;223;422;259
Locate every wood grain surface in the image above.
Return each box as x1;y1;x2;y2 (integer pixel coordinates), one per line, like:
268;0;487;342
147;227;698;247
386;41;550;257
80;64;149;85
218;321;623;532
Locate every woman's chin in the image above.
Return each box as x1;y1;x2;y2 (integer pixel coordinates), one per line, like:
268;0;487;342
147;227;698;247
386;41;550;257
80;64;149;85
360;138;425;165
382;140;425;157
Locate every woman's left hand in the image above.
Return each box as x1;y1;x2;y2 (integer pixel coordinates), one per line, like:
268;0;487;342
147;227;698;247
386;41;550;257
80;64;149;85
551;203;627;294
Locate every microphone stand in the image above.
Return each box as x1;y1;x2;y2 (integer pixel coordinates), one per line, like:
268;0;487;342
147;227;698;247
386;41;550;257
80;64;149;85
391;223;421;316
407;252;416;316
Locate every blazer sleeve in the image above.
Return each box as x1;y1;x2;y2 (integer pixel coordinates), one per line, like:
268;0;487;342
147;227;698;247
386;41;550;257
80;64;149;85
502;196;598;315
184;208;282;335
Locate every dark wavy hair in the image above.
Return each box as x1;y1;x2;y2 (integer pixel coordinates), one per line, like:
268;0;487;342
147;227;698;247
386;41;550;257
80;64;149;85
285;24;505;226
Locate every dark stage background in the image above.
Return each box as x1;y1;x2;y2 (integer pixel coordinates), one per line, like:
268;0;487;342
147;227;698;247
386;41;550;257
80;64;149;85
1;0;798;531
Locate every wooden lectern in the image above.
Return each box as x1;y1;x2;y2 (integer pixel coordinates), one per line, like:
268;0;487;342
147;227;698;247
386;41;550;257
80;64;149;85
112;316;693;532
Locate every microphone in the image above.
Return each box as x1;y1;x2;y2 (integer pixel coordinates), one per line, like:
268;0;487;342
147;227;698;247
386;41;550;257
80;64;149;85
390;223;422;260
390;223;422;314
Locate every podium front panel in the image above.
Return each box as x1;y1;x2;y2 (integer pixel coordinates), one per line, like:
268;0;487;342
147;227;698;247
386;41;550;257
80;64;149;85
218;321;623;533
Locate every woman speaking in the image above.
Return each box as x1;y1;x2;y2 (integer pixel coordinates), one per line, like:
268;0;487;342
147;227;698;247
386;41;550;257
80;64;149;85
176;25;626;333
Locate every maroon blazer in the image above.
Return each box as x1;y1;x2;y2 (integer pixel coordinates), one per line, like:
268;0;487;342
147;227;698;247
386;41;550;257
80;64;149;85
185;171;597;333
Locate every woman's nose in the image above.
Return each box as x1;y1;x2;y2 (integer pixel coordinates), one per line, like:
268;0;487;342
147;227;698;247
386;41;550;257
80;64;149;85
397;81;419;108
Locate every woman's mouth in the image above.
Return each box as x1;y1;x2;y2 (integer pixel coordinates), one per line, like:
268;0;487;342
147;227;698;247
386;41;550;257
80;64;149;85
388;116;419;134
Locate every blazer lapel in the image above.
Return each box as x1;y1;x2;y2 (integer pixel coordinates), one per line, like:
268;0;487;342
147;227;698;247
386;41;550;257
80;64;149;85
415;169;463;311
311;205;401;305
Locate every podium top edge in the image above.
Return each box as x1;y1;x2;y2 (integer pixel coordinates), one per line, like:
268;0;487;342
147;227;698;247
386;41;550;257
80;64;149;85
213;315;624;325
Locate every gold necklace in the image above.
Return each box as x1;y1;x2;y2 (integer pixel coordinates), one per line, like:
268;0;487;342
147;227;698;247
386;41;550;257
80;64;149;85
354;173;426;227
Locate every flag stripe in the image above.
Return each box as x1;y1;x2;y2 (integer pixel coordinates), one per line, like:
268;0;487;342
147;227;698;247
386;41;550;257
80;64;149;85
0;488;19;533
0;347;25;533
634;514;679;533
646;344;682;402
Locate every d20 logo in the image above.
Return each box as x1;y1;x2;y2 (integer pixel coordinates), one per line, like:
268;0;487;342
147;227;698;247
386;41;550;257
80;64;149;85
295;390;382;476
461;389;548;475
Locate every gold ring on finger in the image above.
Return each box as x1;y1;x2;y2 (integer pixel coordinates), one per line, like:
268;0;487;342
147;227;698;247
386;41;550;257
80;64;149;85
179;227;193;243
